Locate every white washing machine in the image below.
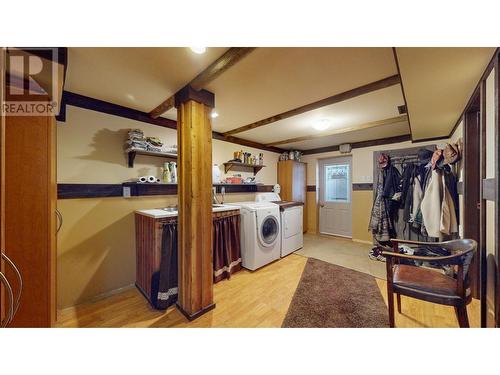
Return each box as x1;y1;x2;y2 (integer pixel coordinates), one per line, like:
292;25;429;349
226;201;281;270
255;192;304;257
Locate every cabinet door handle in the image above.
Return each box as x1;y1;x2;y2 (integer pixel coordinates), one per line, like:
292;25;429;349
0;270;14;328
56;209;63;233
1;253;22;320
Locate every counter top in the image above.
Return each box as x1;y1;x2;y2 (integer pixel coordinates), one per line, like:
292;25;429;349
136;204;241;219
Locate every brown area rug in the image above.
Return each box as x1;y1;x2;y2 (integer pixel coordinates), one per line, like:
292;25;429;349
282;258;389;328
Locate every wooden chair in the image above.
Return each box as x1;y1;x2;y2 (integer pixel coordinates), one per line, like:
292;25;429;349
381;238;477;328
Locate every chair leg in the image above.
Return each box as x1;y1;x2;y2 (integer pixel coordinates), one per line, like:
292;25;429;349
455;306;470;328
396;293;402;313
387;288;395;328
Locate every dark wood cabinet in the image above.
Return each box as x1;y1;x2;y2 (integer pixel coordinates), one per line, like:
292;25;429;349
3;109;57;327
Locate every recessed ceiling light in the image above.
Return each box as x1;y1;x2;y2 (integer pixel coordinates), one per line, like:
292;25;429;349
190;47;206;54
313;119;331;131
211;110;219;119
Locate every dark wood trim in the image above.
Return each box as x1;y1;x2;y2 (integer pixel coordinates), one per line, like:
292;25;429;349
17;47;66;65
60;91;284;154
57;183;275;199
480;80;487;327
482;179;496;201
306;184;372;192
211;131;285;153
123;182;177;197
57;184;123;199
176;302;216;321
449;48;499;139
301;134;411;155
174;85;215;108
62;91;178;129
463;109;481;299
352;183;373;191
223;75;401;136
149;48;255;118
55;92;66;122
392;48;413;140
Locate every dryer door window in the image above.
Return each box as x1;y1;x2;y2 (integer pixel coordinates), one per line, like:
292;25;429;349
260;215;279;245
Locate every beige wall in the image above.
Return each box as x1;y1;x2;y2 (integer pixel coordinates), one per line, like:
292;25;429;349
58;105;279;184
56;106;279;308
302;139;449;241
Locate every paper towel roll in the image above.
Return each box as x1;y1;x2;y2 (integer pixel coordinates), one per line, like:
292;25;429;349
138;176;147;183
147;176;156;183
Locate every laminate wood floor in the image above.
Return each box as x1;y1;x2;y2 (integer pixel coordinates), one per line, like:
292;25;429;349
57;235;480;328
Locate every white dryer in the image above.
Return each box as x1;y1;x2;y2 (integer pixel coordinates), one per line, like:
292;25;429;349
226;201;281;270
255;192;304;257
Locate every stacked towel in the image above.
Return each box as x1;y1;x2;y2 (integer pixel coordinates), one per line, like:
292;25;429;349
126;129;178;154
127;129;147;150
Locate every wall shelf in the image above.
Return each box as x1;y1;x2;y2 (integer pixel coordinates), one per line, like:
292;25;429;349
126;149;177;168
223;162;265;175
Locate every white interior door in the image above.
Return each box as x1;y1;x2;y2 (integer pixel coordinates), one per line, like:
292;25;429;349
318;156;352;237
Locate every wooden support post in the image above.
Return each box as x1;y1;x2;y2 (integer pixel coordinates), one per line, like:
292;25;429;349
175;86;215;320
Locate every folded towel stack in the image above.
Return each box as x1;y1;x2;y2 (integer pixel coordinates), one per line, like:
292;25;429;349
125;129;179;156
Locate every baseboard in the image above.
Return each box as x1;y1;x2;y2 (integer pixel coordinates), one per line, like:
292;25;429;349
176;302;216;321
58;284;136;311
352;239;374;245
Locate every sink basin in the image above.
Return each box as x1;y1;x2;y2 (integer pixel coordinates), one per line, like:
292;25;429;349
162;207;178;212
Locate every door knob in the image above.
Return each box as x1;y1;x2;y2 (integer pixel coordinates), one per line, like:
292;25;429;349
319;202;325;208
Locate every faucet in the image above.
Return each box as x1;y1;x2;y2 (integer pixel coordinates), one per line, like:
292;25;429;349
212;186;225;205
212;187;220;204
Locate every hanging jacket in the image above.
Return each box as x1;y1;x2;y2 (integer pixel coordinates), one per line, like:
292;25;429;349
443;166;460;226
440;175;458;235
382;165;402;229
400;163;416;222
369;170;393;242
410;174;423;224
420;169;443;238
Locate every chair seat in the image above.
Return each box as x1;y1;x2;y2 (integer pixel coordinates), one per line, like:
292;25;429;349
393;264;462;298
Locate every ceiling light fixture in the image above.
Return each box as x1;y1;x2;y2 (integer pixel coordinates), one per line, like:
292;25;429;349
190;47;206;54
313;119;331;131
211;110;219;119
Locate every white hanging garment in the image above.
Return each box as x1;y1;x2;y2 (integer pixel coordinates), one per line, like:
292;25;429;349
410;175;423;222
420;169;443;238
440;177;458;235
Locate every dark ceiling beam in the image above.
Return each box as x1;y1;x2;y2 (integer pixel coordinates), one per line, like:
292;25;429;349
62;91;178;129
266;115;408;147
301;134;411;155
223;74;401;136
212;132;285;154
59;91;286;154
149;47;256;119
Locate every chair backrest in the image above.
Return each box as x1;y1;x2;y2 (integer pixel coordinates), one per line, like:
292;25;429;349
421;239;476;281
